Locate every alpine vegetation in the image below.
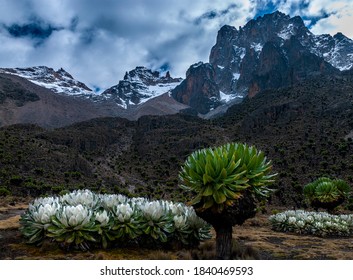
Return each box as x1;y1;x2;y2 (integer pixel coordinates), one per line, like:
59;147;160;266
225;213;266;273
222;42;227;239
19;189;211;250
179;142;276;259
269;210;353;237
303;177;351;212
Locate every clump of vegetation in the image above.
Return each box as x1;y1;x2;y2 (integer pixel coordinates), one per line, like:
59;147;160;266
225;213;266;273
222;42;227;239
0;186;11;196
179;142;276;259
269;210;353;237
303;177;351;212
19;189;211;251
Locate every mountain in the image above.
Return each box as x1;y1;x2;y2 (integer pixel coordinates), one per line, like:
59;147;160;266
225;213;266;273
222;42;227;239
1;11;353;124
173;11;353;114
0;66;189;127
171;62;222;114
101;66;183;109
1;71;353;207
0;72;111;128
0;66;94;97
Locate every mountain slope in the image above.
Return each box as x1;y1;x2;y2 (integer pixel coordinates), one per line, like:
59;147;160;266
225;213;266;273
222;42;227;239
101;66;183;109
0;68;189;127
0;66;94;97
216;70;353;205
1;71;353;208
0;73;109;128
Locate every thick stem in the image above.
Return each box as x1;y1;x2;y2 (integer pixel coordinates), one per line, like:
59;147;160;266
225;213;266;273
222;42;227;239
214;224;233;260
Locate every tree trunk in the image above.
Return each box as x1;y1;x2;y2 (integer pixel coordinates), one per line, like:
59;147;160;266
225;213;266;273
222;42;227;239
214;224;233;260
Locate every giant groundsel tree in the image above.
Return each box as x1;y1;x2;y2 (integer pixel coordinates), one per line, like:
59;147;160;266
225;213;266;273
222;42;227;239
179;142;276;259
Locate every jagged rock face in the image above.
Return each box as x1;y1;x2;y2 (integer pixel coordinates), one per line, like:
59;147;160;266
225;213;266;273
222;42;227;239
0;66;93;97
210;11;353;98
248;37;339;97
171;62;221;114
101;66;182;109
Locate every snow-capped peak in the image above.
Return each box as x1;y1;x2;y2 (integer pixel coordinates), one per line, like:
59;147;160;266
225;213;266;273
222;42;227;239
0;66;93;97
101;66;183;109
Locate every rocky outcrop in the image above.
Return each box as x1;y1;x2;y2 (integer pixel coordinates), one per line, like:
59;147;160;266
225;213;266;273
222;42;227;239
171;62;220;114
209;11;353;101
248;37;339;97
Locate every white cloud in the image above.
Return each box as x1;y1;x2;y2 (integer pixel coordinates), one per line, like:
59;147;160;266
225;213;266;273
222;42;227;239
0;0;351;91
307;1;353;37
0;32;34;65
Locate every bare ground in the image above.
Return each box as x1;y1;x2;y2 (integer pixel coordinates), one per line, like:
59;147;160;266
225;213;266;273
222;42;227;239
1;199;353;260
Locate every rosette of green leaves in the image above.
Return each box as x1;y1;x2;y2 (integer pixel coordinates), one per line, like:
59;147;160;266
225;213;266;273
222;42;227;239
167;202;192;245
110;203;141;242
94;210;114;249
179;142;276;213
304;177;351;210
46;204;97;250
184;207;211;245
139;200;174;243
19;200;60;245
171;215;192;245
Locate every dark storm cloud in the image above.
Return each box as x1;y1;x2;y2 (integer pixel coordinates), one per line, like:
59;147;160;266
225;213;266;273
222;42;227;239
4;19;64;47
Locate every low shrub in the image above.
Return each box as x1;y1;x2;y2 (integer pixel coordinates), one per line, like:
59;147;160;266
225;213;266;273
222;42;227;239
269;210;353;237
0;186;11;196
19;189;211;250
303;177;351;212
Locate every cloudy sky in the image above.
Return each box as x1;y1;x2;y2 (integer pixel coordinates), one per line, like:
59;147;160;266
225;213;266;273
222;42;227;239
0;0;352;92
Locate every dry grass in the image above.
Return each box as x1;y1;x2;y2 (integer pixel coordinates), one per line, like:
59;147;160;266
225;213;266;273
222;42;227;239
0;215;20;230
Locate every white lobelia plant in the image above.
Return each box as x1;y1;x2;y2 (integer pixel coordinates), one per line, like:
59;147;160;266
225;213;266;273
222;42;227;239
60;189;99;209
94;209;114;249
269;210;353;237
19;200;61;245
110;203;141;242
46;204;97;250
139;200;174;242
20;189;212;250
95;210;110;227
99;194;128;211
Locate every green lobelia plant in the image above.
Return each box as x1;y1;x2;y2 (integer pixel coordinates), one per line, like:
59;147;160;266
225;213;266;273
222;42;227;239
303;177;351;212
179;142;276;259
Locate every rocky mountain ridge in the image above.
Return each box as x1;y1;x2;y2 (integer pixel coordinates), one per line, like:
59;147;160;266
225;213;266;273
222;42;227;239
210;11;353;96
173;11;353;114
0;66;94;97
101;66;183;109
1;11;353;125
